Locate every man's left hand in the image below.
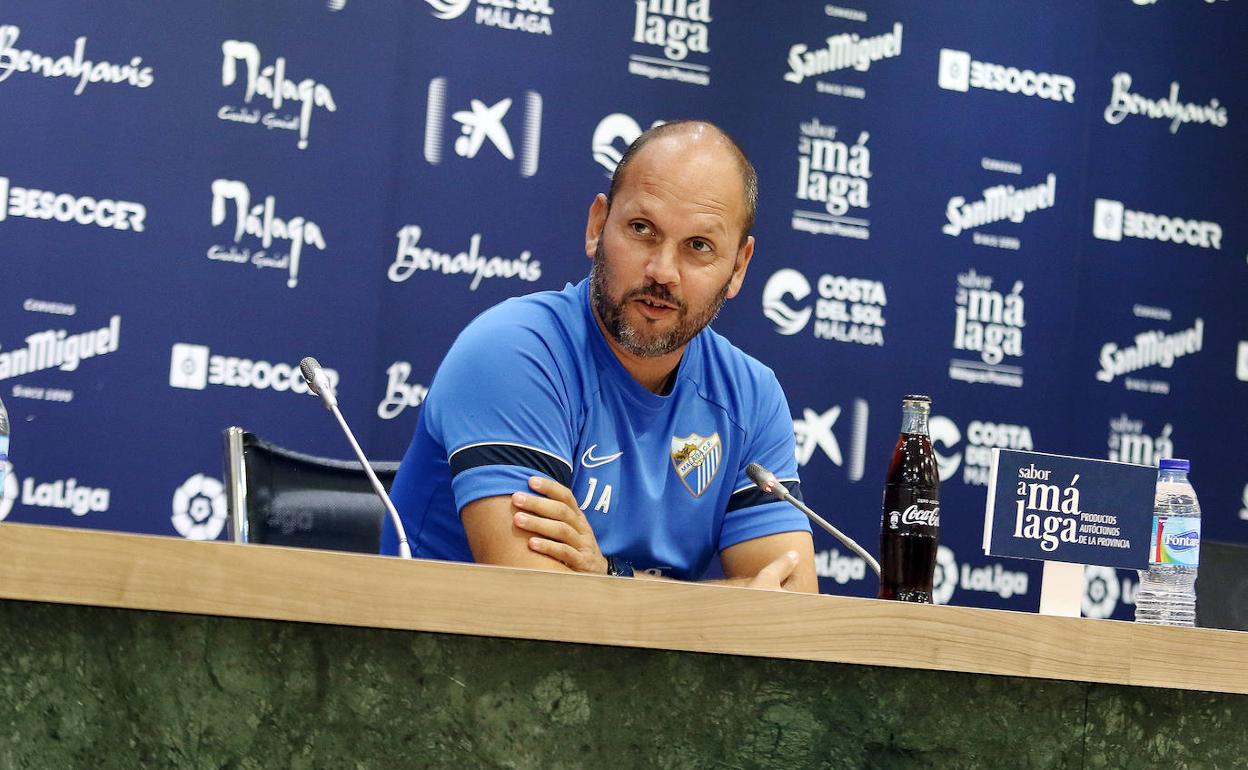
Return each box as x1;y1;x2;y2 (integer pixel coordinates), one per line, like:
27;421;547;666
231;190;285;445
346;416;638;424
510;476;609;575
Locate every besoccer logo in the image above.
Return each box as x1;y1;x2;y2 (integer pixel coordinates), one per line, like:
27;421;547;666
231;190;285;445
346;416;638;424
172;474;228;541
1093;198;1125;241
0;462;17;521
762;269;813;336
170;343;210;390
933;545;958;605
937;49;971;92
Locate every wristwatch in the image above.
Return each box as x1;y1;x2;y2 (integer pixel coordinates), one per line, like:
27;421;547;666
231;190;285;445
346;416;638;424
605;555;634;577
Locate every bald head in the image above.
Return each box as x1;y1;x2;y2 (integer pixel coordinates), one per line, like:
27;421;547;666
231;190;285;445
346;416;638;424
608;120;758;240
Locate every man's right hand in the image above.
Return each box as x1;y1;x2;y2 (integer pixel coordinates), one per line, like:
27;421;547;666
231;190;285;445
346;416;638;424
745;550;801;591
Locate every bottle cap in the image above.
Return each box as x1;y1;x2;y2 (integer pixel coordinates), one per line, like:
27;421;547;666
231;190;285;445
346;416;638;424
902;394;931;404
1159;458;1190;472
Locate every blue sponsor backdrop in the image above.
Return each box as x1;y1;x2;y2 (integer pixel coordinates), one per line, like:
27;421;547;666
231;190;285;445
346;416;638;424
1;0;1244;620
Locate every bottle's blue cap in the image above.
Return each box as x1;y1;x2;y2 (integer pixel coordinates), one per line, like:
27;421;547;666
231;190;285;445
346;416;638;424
1159;458;1190;472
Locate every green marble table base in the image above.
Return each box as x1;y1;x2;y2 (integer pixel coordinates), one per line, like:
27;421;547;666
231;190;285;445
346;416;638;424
0;599;1243;769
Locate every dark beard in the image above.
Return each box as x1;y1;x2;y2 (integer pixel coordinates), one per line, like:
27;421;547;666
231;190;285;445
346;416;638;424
590;239;732;358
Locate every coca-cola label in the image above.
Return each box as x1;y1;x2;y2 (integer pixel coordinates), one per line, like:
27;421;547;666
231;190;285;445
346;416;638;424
888;503;940;530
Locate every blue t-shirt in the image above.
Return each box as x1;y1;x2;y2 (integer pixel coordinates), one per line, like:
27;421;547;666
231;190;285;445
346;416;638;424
382;279;809;580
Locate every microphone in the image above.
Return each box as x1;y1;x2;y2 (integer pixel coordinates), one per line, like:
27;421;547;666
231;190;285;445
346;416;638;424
299;356;412;559
746;462;880;577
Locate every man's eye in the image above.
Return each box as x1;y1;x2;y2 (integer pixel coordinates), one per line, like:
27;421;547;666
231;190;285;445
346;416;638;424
630;222;652;235
689;239;712;253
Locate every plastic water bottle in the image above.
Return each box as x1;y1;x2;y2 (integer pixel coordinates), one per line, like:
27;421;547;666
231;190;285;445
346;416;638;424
1135;458;1201;627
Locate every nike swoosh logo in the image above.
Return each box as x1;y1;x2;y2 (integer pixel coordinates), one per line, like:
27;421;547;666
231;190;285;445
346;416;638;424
580;444;624;469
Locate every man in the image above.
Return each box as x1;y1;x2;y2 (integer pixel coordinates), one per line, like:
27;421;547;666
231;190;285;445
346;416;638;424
383;120;817;591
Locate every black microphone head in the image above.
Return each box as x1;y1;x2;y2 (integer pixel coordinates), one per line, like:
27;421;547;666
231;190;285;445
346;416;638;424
299;356;322;394
746;463;777;493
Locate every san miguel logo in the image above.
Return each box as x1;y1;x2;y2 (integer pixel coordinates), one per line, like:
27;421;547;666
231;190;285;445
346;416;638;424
670;432;722;497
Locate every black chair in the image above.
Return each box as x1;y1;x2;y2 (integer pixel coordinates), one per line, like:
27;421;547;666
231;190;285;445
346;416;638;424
1196;540;1248;632
222;427;399;554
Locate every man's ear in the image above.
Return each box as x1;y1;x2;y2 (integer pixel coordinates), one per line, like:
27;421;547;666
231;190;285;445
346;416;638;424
725;235;754;299
585;193;609;260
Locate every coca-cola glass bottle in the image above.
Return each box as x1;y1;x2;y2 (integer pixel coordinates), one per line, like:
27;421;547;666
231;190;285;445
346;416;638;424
878;395;941;603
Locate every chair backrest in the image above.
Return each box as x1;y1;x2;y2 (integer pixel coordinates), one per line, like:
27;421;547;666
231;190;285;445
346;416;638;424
222;427;398;554
1196;540;1248;632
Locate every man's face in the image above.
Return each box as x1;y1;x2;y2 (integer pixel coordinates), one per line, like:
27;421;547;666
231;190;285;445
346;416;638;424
586;134;754;359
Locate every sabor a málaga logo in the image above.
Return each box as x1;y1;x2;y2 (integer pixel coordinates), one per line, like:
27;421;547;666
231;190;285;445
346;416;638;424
1108;414;1175;466
628;0;712;87
949;269;1025;388
791;118;872;239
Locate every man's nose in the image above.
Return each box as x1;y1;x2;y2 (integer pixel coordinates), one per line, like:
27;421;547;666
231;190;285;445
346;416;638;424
643;241;680;286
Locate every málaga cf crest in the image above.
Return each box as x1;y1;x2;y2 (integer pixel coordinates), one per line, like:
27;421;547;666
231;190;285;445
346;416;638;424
670;432;723;498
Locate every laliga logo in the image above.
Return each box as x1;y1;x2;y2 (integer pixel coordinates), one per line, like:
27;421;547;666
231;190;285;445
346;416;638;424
172;474;228;541
762;269;813;335
0;461;17;521
1082;566;1121;619
591;113;664;176
933;545;958;605
426;0;472;19
928;415;962;482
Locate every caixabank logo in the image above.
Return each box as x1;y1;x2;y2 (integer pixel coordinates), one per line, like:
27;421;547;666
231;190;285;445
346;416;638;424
1092;198;1222;250
208;179;327;289
937;48;1075;104
0;25;154;95
1104;72;1228;134
0;175;147;233
791;118;872;239
792;398;869;482
424;77;542;178
762;268;887;347
1096;312;1203;395
168;343;338;396
949;269;1025;388
218;40;336;151
627;0;713;87
424;0;555;36
784;17;903;100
